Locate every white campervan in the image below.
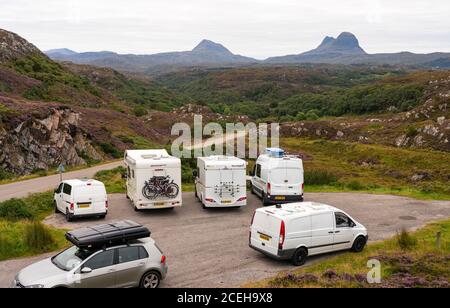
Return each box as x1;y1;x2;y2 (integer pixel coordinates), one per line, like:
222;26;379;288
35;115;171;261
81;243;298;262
194;156;247;208
251;148;304;206
54;179;108;222
124;149;182;210
249;202;368;266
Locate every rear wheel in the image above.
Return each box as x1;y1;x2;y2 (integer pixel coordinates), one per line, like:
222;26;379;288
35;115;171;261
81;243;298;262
352;236;367;252
99;214;106;219
292;247;308;266
65;209;73;222
262;193;270;206
140;271;161;289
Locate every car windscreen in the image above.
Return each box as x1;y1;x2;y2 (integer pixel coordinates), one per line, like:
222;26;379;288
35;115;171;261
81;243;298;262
52;246;96;271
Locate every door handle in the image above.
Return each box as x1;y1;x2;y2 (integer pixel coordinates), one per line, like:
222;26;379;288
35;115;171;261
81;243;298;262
335;231;341;234
328;231;334;234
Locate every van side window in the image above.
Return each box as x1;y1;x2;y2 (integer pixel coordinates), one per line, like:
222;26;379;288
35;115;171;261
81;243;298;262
335;213;352;228
63;184;72;196
56;183;63;194
256;164;262;178
127;167;131;178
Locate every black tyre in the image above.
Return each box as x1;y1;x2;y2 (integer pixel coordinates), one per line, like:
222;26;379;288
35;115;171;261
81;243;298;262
292;247;308;266
352;236;367;253
65;209;73;222
262;194;270;206
250;185;256;195
99;214;106;219
140;271;161;289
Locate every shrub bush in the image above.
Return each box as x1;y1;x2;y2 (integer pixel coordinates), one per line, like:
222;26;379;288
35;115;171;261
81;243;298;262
0;199;33;221
133;105;148;117
24;222;55;252
99;142;123;159
347;181;366;191
305;170;338;185
396;229;418;250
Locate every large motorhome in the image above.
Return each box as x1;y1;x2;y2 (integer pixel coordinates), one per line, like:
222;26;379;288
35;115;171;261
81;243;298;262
194;156;247;208
124;150;182;210
251;148;304;206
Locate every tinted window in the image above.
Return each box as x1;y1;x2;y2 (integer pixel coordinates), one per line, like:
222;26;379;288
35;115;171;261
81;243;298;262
84;250;114;270
56;183;63;194
139;246;149;259
256;164;262;178
117;247;140;264
63;184;72;196
335;213;352;228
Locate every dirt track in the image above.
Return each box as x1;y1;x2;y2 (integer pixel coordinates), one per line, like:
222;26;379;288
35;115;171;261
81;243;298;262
0;192;449;288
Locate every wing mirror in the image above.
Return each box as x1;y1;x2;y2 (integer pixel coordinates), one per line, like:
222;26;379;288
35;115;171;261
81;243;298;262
81;267;92;274
121;173;128;180
192;170;198;178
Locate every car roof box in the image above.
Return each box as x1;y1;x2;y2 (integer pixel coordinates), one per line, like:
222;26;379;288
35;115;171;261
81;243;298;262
65;220;151;248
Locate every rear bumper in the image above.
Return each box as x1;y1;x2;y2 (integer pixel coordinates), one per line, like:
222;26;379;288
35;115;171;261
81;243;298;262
266;195;304;205
71;211;107;219
204;200;247;208
249;243;296;261
136;202;182;210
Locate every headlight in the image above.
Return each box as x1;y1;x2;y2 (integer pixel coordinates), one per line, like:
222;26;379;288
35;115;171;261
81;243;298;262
25;284;45;288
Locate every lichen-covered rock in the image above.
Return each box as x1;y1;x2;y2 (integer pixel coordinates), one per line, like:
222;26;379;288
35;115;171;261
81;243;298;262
0;107;102;175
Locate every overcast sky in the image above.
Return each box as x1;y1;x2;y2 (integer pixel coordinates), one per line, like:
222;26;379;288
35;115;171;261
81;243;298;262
0;0;449;59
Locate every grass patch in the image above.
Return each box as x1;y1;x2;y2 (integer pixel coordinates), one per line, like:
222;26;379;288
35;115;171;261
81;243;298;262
282;138;450;200
244;219;450;288
94;166;126;193
0;220;67;261
0;192;54;221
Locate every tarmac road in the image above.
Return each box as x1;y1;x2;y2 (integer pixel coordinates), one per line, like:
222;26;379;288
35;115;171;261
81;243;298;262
1;192;449;288
0;161;123;202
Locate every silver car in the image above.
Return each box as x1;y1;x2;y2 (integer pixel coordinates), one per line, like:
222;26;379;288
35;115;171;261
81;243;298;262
11;238;168;288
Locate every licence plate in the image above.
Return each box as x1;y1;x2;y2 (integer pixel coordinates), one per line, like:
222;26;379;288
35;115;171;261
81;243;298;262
259;234;271;241
275;196;286;201
78;203;91;209
154;202;165;207
222;200;232;204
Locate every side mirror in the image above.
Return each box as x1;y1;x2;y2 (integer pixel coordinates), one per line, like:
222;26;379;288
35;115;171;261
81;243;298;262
192;171;198;178
81;267;92;274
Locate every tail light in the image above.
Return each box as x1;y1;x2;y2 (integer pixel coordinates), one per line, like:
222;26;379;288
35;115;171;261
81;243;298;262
205;198;214;203
249;212;256;245
267;183;271;195
237;197;247;202
105;200;109;209
279;220;285;250
70;203;74;211
160;255;166;265
302;183;304;191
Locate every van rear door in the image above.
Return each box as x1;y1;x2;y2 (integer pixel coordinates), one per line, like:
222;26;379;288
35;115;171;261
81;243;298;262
74;185;107;215
251;210;281;256
270;166;303;196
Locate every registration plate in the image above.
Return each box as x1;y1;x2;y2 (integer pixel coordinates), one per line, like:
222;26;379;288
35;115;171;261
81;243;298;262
259;234;271;241
275;196;286;201
222;200;232;204
78;203;91;209
154;202;165;207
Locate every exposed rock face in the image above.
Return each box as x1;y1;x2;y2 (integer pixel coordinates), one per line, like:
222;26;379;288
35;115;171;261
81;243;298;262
0;29;44;63
0;107;102;175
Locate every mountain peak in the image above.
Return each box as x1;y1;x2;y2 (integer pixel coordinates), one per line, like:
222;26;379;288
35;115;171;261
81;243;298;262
303;32;366;56
46;48;77;56
0;28;43;63
192;39;233;55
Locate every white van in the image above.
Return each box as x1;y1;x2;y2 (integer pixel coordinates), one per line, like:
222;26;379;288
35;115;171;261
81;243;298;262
54;179;108;222
249;202;368;265
251;148;304;206
194;156;247;208
124;149;182;210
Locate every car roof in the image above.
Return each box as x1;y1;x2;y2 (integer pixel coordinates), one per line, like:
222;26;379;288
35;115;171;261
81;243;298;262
62;179;104;187
256;202;338;220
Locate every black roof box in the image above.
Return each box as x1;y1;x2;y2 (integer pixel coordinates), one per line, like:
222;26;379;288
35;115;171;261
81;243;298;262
66;220;151;248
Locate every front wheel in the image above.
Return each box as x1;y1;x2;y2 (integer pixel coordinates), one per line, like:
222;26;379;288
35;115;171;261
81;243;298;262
140;271;161;289
292;247;308;266
352;236;367;252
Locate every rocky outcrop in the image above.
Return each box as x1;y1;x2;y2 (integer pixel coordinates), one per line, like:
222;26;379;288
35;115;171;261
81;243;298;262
0;29;44;63
0;107;102;175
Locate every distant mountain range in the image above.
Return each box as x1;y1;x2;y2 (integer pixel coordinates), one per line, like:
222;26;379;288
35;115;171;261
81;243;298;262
45;32;450;72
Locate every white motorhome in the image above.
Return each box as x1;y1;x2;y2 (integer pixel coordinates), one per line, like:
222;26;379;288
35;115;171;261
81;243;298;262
251;148;304;206
249;202;368;266
194;156;248;208
124;150;182;210
54;179;108;222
